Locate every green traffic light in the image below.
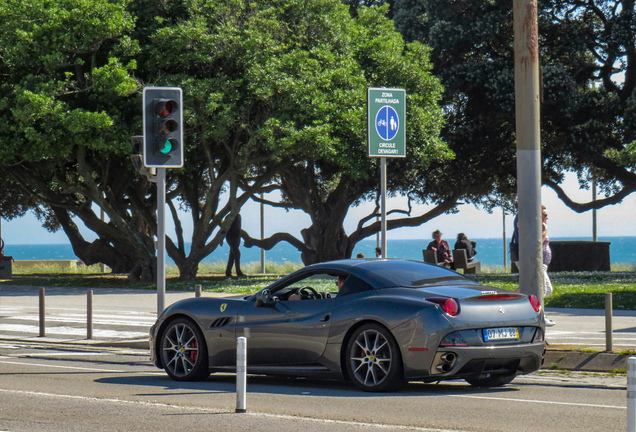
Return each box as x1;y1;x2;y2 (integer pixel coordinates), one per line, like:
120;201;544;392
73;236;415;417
160;140;172;154
156;137;177;155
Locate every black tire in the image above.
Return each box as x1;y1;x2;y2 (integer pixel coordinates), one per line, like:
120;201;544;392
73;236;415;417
345;323;404;392
465;373;516;388
160;317;210;381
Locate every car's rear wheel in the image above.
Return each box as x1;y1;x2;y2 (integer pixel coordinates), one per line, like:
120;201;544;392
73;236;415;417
160;317;210;381
465;373;516;388
345;323;403;392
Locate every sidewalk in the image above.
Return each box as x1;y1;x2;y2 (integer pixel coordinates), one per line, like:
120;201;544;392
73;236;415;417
1;285;634;372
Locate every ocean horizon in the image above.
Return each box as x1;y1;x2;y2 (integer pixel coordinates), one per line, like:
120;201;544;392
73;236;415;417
3;236;635;267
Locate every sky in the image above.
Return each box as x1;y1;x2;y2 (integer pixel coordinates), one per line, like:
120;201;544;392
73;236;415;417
2;171;635;246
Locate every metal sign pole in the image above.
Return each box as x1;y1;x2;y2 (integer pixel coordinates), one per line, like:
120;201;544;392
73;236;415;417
157;167;166;315
380;157;387;258
260;193;266;274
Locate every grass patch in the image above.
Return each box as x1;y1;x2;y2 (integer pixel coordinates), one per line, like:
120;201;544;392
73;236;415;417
4;261;636;309
475;271;636;310
13;262;107;275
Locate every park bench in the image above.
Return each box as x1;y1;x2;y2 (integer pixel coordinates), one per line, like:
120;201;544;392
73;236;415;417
452;249;481;274
422;250;446;267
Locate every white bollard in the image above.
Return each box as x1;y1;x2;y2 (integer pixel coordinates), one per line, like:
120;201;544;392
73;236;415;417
39;287;45;337
236;336;247;413
629;357;636;432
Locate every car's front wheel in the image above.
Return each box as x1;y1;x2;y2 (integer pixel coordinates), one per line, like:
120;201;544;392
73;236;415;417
160;317;210;381
345;323;403;392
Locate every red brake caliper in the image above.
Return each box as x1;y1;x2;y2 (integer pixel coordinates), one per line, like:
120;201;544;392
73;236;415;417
190;339;198;362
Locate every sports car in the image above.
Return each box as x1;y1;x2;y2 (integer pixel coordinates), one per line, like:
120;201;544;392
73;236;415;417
150;259;545;392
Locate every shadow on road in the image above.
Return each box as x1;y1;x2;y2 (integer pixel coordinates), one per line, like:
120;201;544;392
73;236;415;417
96;372;520;398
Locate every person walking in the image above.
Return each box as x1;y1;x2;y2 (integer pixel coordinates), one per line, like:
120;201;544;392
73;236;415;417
542;206;555;326
225;214;245;278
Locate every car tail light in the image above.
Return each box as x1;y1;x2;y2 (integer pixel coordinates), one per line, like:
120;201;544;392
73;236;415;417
529;295;541;312
428;297;459;316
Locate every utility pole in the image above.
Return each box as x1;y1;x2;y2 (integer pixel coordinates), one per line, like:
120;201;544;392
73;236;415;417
592;178;598;241
514;0;543;300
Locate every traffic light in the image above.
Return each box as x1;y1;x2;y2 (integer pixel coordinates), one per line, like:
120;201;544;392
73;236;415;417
142;87;184;168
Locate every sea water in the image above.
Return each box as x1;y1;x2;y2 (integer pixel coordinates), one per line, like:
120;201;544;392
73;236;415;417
4;237;636;267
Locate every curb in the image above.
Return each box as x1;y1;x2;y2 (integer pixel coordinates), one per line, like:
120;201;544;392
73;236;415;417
544;348;630;372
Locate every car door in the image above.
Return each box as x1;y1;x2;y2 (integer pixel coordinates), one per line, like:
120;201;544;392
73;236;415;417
235;272;339;365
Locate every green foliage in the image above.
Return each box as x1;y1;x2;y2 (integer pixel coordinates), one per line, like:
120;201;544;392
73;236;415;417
0;0;138;163
390;0;636;211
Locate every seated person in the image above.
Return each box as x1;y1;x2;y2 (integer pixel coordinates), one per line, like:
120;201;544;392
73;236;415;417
288;275;346;300
427;229;453;268
454;233;477;261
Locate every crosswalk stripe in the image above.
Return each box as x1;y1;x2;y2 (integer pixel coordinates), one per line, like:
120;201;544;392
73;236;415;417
0;323;147;339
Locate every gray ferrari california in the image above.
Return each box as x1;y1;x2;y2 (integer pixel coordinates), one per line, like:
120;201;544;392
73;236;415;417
150;259;545;392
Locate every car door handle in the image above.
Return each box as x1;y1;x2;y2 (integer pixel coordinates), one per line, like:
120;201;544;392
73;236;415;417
320;313;331;322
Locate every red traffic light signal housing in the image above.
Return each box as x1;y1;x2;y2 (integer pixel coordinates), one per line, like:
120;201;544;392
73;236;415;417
143;87;183;168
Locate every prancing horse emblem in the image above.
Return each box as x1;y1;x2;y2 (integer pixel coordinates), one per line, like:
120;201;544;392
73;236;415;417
220;304;227;313
498;306;505;314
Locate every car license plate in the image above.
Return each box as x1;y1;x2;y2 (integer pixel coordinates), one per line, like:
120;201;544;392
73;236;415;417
483;327;519;341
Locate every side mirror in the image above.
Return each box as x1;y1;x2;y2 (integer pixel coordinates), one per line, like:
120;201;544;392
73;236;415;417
255;289;272;307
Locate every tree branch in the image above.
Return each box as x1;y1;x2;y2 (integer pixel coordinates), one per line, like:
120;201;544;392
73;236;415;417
241;230;311;255
544;178;636;212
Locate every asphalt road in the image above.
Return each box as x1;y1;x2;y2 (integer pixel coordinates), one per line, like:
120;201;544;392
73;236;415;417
2;285;636;351
0;341;627;432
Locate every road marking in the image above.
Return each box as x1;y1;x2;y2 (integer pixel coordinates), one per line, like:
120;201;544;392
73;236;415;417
18;352;109;357
8;315;154;327
0;323;147;339
0;388;477;432
0;359;125;373
449;393;626;410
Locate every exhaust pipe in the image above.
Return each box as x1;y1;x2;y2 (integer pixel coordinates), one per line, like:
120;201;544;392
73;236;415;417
436;363;452;373
441;352;456;363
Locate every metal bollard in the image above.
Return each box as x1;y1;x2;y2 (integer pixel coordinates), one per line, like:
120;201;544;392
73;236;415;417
628;357;636;432
195;284;202;298
236;336;247;413
87;290;93;340
39;287;45;337
605;292;613;352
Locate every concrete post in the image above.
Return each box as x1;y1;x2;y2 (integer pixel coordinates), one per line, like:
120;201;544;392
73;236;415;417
195;284;202;298
236;336;247;413
605;292;613;352
513;0;543;300
628;357;636;432
87;290;93;340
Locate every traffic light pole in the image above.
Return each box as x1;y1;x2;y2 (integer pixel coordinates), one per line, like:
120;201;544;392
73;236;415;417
157;168;166;315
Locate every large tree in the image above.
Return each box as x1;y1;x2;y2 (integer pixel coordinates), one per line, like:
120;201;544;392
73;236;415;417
0;0;452;276
238;4;454;264
389;0;636;212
